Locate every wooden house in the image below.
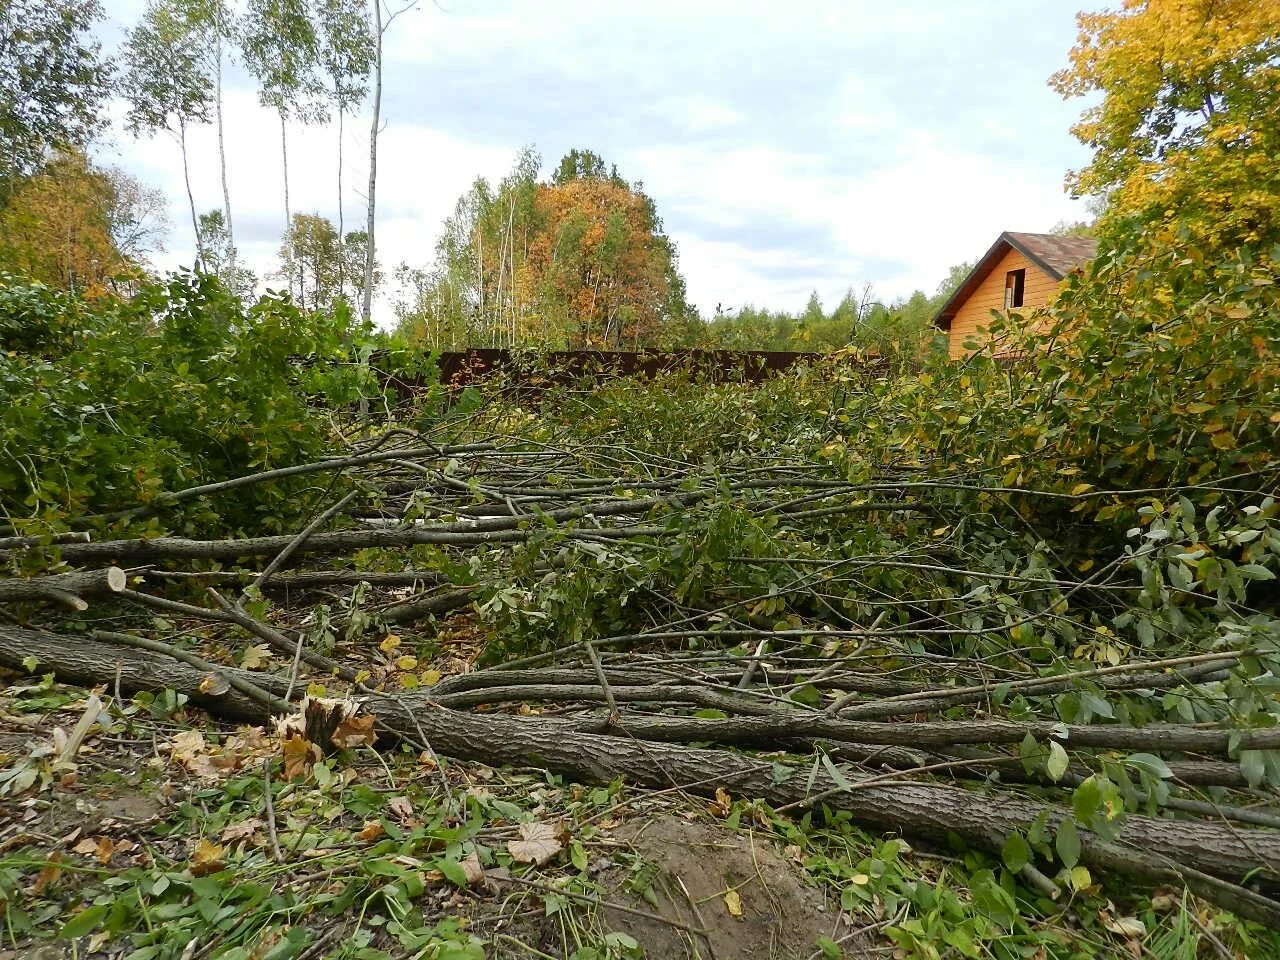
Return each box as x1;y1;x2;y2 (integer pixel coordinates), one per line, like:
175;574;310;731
933;231;1096;359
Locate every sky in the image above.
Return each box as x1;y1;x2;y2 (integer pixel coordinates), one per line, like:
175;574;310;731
98;0;1094;326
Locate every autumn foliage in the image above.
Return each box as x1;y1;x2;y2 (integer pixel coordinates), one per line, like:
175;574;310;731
395;149;690;350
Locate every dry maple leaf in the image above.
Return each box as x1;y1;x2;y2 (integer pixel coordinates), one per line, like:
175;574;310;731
281;734;320;781
73;836;132;865
189;838;226;877
507;821;566;866
330;712;377;750
240;644;273;670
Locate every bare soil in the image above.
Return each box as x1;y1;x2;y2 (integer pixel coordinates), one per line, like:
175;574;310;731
599;815;869;960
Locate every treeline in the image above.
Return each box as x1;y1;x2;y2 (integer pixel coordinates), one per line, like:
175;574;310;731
390;146;973;355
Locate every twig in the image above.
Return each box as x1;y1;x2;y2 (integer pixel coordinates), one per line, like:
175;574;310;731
249;490;359;594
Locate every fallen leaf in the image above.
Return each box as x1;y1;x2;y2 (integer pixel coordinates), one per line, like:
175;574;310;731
189;839;226;877
281;735;320;781
387;795;414;823
169;728;222;779
507;821;566;866
331;713;377;750
724;889;743;917
220;819;264;846
1101;912;1147;938
29;854;62;895
379;634;402;654
395;655;418;671
240;644;273;670
418;669;442;686
356;820;385;843
710;786;732;816
460;851;485;885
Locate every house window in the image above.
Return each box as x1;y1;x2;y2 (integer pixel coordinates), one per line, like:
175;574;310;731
1004;269;1026;309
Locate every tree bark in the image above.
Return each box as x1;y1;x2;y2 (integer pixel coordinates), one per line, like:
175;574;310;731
215;31;234;263
361;0;382;326
178;118;202;269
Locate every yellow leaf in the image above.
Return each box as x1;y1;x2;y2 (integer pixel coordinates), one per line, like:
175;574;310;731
1069;865;1092;891
379;634;402;654
240;644;273;670
418;669;442;686
723;889;743;917
281;734;319;781
1070;483;1094;496
395;655;418;671
850;873;870;885
189;839;225;877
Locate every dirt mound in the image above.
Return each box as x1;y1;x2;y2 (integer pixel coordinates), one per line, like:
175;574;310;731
600;816;868;959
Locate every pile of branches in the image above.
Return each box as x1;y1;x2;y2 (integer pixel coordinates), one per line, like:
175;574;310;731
3;425;1279;928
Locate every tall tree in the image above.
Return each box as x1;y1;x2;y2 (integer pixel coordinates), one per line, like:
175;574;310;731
193;0;238;265
120;0;215;266
0;0;113;190
362;0;418;326
1051;0;1280;257
0;150;163;292
316;0;374;293
241;0;325;249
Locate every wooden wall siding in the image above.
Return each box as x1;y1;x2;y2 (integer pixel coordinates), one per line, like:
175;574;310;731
947;248;1061;358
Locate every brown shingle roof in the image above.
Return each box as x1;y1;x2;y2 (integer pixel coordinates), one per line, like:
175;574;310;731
1004;231;1097;281
933;230;1097;327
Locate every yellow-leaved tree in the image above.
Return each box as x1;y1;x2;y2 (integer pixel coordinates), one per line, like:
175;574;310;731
1051;0;1280;257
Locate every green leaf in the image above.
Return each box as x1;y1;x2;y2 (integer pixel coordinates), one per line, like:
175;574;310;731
1055;819;1081;869
59;903;110;939
435;858;468;887
1046;741;1069;782
1001;833;1030;872
1072;776;1102;824
1240;749;1267;788
1124;752;1173;780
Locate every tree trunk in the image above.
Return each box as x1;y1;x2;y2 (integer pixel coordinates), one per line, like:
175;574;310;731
2;624;1277;927
337;103;346;298
0;566;125;610
215;32;234;263
178;118;202;269
361;0;382;327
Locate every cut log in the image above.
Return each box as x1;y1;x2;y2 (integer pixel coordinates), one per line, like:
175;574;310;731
0;624;1277;927
0;566;126;610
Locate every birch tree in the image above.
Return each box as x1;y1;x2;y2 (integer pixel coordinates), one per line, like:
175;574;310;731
316;0;373;298
120;0;214;267
240;0;325;265
361;0;417;326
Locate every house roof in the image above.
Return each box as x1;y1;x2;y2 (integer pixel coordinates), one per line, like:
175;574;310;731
933;231;1097;328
